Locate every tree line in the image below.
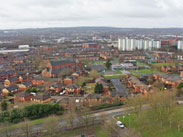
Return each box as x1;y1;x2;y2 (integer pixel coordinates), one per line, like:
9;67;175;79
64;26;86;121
0;104;64;123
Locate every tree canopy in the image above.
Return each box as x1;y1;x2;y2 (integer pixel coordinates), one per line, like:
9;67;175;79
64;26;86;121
105;59;112;70
1;100;7;111
94;83;104;94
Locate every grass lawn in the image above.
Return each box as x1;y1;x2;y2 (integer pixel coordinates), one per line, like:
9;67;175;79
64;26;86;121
115;70;122;74
3;122;108;137
84;83;96;93
117;107;183;137
104;75;122;79
102;70;122;75
137;61;146;66
60;125;109;137
93;60;118;64
129;69;159;77
151;63;175;67
2;116;61;130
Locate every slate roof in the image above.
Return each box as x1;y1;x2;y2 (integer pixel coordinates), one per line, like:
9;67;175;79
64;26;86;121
66;75;76;80
50;59;75;66
72;71;82;76
49;83;62;88
6;85;19;91
110;91;125;97
32;94;50;101
8;77;19;82
22;81;32;87
91;64;106;72
66;84;81;89
111;79;129;97
86;93;101;99
95;77;105;83
51;68;68;75
16;91;32;98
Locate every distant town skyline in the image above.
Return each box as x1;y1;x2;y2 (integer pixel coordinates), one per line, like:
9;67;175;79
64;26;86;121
0;0;183;29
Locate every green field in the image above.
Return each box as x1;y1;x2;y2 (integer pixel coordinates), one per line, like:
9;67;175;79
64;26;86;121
103;75;122;79
93;60;118;64
1;117;109;137
84;83;95;93
61;125;108;137
137;61;146;66
151;63;175;67
117;106;183;137
129;69;159;77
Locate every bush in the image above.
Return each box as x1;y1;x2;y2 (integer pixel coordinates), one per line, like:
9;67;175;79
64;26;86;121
10;109;23;123
1;100;8;111
91;101;123;110
0;104;64;123
0;111;11;123
94;83;104;94
23;104;64;120
26;87;38;93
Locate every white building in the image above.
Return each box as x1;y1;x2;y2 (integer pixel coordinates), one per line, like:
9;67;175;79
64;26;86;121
118;38;161;51
18;45;30;49
178;41;183;50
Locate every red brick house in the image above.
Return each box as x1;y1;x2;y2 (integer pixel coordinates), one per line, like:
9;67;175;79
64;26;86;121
4;77;19;87
109;92;126;102
65;84;81;96
72;71;82;78
127;76;149;94
31;94;51;103
84;93;102;107
19;75;31;83
64;76;76;85
0;70;17;81
32;77;46;86
153;73;182;88
82;43;100;49
161;65;183;73
48;83;62;93
2;85;19;96
42;59;81;78
15;91;33;102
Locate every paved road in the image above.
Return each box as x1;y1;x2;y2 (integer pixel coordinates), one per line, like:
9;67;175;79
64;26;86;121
4;105;151;137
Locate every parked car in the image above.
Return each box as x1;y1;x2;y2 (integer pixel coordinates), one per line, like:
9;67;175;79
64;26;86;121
116;121;125;128
60;90;65;96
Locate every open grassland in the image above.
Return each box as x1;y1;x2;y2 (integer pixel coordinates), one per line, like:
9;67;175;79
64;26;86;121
58;125;108;137
151;63;175;67
117;106;183;137
103;74;123;79
129;69;159;77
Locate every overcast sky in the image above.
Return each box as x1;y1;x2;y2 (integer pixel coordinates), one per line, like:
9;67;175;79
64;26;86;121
0;0;183;29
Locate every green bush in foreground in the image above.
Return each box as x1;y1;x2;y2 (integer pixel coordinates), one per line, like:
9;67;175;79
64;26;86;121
0;104;64;123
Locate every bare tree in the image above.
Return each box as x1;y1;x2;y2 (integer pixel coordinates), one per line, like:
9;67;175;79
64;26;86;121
89;70;100;79
78;107;93;133
0;122;13;137
42;117;60;137
103;120;118;137
126;94;146;117
63;103;76;130
20;119;32;137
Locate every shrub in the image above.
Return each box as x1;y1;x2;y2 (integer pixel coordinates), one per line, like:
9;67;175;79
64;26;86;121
0;104;64;123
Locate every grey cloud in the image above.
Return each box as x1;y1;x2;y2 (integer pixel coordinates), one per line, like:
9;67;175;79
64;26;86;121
0;0;183;29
